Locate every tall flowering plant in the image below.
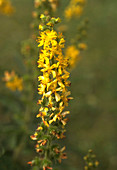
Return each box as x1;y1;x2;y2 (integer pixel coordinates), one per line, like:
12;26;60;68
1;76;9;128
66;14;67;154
28;14;72;169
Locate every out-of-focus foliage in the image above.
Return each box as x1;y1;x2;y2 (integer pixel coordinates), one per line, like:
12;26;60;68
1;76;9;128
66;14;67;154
0;0;117;170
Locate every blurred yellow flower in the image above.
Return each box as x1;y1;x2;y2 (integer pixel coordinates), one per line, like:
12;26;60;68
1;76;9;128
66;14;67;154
65;45;80;68
65;7;72;20
3;71;23;91
65;0;86;20
0;0;14;15
78;43;87;50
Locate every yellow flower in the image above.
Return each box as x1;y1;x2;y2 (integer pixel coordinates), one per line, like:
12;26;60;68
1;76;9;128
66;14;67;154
55;92;61;102
3;70;15;81
3;71;23;91
78;43;87;50
95;161;99;167
34;0;41;8
65;45;80;68
43;120;49;127
37;126;43;131
84;166;88;170
65;8;72;19
40;13;45;19
0;0;14;15
88;162;93;167
64;0;86;19
73;5;83;16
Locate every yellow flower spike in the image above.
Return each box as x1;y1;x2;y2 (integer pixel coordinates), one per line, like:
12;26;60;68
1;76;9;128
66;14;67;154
30;16;72;168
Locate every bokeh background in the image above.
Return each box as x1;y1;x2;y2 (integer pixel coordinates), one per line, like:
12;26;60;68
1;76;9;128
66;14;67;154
0;0;117;169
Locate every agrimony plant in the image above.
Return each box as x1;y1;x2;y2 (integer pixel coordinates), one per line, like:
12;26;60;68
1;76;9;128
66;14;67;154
28;14;72;170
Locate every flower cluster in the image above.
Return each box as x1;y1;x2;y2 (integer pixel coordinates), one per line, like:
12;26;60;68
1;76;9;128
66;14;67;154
23;0;59;60
84;149;99;170
65;43;88;68
65;0;86;20
28;14;72;169
0;0;14;15
3;71;23;91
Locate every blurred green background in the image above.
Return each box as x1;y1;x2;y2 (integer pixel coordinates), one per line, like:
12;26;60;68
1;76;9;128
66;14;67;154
0;0;117;169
